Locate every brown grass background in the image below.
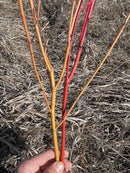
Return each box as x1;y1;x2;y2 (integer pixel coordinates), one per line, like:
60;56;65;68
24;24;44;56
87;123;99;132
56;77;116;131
0;0;130;172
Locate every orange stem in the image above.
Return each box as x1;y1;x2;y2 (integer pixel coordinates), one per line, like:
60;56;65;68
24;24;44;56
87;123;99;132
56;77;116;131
55;0;76;89
18;0;51;112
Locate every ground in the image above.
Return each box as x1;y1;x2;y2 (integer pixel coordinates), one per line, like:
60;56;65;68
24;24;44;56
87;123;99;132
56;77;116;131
0;0;130;172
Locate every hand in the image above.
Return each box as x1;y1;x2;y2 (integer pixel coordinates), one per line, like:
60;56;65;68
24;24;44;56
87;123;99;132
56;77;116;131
17;149;72;173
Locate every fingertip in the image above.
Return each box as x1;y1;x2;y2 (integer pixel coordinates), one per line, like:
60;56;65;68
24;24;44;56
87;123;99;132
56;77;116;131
54;162;64;173
64;159;72;171
44;161;64;173
65;150;69;158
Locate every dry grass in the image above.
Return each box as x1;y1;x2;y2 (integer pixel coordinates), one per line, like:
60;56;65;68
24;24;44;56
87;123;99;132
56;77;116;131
0;0;130;172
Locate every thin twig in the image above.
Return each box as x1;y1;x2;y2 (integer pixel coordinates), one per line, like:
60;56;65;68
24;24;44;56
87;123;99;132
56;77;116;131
55;0;76;89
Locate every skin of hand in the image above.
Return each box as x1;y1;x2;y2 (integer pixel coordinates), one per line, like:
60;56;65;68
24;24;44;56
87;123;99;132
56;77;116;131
17;149;72;173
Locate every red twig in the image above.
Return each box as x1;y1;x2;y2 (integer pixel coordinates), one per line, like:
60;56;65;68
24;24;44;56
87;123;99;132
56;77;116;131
37;0;41;22
69;0;95;81
61;56;70;163
61;0;95;164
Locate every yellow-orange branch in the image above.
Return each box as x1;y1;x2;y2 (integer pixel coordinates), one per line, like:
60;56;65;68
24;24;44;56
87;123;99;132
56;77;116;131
30;0;52;71
71;0;82;34
50;70;59;161
30;0;59;161
55;0;76;89
18;0;51;112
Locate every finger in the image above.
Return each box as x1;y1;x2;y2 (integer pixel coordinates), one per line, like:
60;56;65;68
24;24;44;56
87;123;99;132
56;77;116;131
29;149;69;167
17;160;39;173
64;159;72;171
17;149;56;173
40;150;70;172
29;149;56;167
64;171;72;173
43;161;64;173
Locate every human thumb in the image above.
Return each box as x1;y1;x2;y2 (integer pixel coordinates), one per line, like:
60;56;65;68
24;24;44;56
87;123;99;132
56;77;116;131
43;161;64;173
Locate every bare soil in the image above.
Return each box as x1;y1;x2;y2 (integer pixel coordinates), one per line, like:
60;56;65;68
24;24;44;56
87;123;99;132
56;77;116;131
0;0;130;172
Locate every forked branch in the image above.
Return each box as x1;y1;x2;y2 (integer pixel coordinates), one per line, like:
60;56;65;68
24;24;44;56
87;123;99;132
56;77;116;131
55;0;76;89
18;0;51;112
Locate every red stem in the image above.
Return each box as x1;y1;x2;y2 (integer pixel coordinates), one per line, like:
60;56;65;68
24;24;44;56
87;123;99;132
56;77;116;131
61;1;83;162
61;0;95;164
61;56;70;163
61;1;84;163
69;0;95;81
